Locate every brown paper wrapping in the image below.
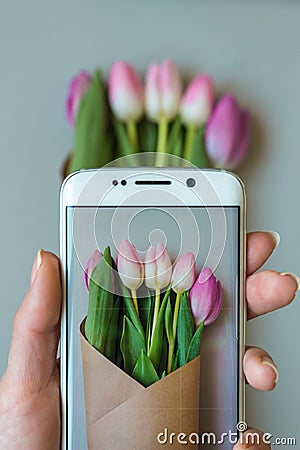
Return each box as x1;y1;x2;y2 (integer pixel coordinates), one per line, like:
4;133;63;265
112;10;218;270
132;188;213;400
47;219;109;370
80;321;200;450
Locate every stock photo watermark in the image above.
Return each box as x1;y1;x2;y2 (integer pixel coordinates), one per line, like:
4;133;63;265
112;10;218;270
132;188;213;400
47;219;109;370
156;422;296;446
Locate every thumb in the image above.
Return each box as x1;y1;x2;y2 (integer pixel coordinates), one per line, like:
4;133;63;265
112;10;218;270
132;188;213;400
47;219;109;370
0;250;61;404
233;427;271;449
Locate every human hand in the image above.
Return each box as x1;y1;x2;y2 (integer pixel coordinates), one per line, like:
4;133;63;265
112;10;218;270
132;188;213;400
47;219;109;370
0;232;298;450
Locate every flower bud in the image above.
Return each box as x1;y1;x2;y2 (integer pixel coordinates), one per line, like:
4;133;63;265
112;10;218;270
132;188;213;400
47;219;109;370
108;61;144;122
145;59;182;122
117;239;144;290
205;94;250;169
66;70;92;127
189;267;222;327
171;252;196;294
144;243;172;290
84;250;102;291
180;74;214;127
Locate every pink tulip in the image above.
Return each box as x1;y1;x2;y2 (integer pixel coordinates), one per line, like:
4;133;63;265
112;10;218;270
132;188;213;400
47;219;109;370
117;239;144;291
66;70;92;127
180;74;214;126
189;267;222;327
145;59;182;122
84;250;102;291
144;243;172;290
171;252;196;294
108;61;144;122
205;94;250;169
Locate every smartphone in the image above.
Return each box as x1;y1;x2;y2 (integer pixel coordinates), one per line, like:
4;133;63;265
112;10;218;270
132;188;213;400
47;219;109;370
60;167;246;450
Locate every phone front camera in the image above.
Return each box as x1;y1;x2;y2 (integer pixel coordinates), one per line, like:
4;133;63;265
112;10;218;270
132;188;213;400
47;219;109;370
186;178;196;187
121;179;127;186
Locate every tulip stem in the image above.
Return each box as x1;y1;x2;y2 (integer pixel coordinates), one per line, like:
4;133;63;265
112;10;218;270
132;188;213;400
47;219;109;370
167;292;181;374
151;288;161;342
167;341;174;374
155;116;168;166
183;126;196;166
172;292;181;340
131;288;139;316
127;120;139;152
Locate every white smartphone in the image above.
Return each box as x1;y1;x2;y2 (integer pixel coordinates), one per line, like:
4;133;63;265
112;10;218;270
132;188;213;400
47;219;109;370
60;167;246;450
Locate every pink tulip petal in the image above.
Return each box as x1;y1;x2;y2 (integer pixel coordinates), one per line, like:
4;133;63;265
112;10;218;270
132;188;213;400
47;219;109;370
205;94;240;166
228;110;250;169
66;70;91;127
108;61;144;122
189;267;222;327
117;240;143;290
172;252;196;293
181;74;214;125
144;245;157;289
84;249;102;291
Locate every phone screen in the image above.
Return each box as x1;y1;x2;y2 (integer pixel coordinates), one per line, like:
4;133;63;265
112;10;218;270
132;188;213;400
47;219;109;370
65;204;240;449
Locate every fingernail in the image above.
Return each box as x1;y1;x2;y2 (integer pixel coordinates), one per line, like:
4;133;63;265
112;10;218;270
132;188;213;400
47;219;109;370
268;231;280;249
280;272;300;292
30;249;43;286
261;356;279;384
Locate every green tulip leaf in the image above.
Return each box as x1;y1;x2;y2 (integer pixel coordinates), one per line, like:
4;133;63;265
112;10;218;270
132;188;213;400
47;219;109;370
186;320;204;363
139;291;152;332
120;316;146;375
146;294;154;353
68;70;112;174
112;116;138;165
177;291;195;367
138;119;158;153
115;274;145;339
157;332;168;377
132;349;159;387
85;246;114;354
171;348;179;372
104;296;120;364
165;296;173;344
167;117;184;161
148;286;171;370
183;124;209;168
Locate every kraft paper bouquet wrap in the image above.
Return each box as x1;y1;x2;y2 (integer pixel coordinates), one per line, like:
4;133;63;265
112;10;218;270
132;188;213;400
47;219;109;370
80;242;222;449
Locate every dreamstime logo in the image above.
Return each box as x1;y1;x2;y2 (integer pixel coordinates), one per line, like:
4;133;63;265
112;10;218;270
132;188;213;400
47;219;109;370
156;422;297;446
71;152;228;296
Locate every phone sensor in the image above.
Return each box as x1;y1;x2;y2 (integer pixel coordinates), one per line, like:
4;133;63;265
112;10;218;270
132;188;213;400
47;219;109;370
186;178;196;187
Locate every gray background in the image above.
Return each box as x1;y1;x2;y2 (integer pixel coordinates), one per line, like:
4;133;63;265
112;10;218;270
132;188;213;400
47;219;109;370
0;0;299;447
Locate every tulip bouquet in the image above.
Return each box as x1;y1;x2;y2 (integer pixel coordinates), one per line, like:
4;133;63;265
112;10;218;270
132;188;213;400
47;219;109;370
64;60;250;175
80;240;222;449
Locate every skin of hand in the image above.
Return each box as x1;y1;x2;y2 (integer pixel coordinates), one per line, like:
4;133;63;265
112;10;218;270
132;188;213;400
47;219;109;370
0;232;299;450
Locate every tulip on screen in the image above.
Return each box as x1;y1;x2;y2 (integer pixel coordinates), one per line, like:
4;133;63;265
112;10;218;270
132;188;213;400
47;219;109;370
84;250;103;291
144;243;172;340
117;239;144;313
189;267;222;327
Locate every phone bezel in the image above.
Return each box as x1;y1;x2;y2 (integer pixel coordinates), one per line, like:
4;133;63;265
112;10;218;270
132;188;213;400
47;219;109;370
60;167;246;450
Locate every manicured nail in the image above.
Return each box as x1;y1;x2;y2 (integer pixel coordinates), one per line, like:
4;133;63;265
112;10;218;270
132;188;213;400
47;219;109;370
268;231;280;249
280;272;300;292
261;356;279;384
30;249;43;286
